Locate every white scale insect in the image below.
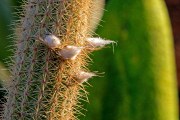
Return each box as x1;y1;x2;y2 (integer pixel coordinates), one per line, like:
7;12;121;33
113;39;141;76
41;34;114;83
57;46;83;60
75;71;96;83
86;37;115;48
42;35;114;60
43;34;61;49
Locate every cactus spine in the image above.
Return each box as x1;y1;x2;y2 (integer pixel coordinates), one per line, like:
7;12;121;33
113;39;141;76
3;0;107;119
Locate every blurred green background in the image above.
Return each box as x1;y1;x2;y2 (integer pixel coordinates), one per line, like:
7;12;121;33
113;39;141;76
0;0;179;120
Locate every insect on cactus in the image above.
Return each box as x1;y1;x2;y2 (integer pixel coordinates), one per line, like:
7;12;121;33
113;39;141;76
2;0;113;119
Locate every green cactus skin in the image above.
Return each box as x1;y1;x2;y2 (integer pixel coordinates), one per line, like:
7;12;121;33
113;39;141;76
3;0;102;119
86;0;179;120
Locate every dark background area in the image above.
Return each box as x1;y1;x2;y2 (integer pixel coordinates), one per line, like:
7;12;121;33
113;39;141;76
165;0;180;105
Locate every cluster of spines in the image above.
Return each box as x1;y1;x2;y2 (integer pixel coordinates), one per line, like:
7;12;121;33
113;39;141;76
3;0;112;120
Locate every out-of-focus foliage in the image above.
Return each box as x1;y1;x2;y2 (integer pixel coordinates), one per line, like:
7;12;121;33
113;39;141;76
0;0;12;62
0;62;9;104
85;0;178;120
0;62;10;85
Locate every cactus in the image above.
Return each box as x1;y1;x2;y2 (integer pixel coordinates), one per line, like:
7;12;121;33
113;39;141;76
3;0;109;120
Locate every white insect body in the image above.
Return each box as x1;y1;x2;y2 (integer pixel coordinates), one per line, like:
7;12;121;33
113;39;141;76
43;35;61;49
75;71;96;83
87;37;115;48
58;46;83;60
